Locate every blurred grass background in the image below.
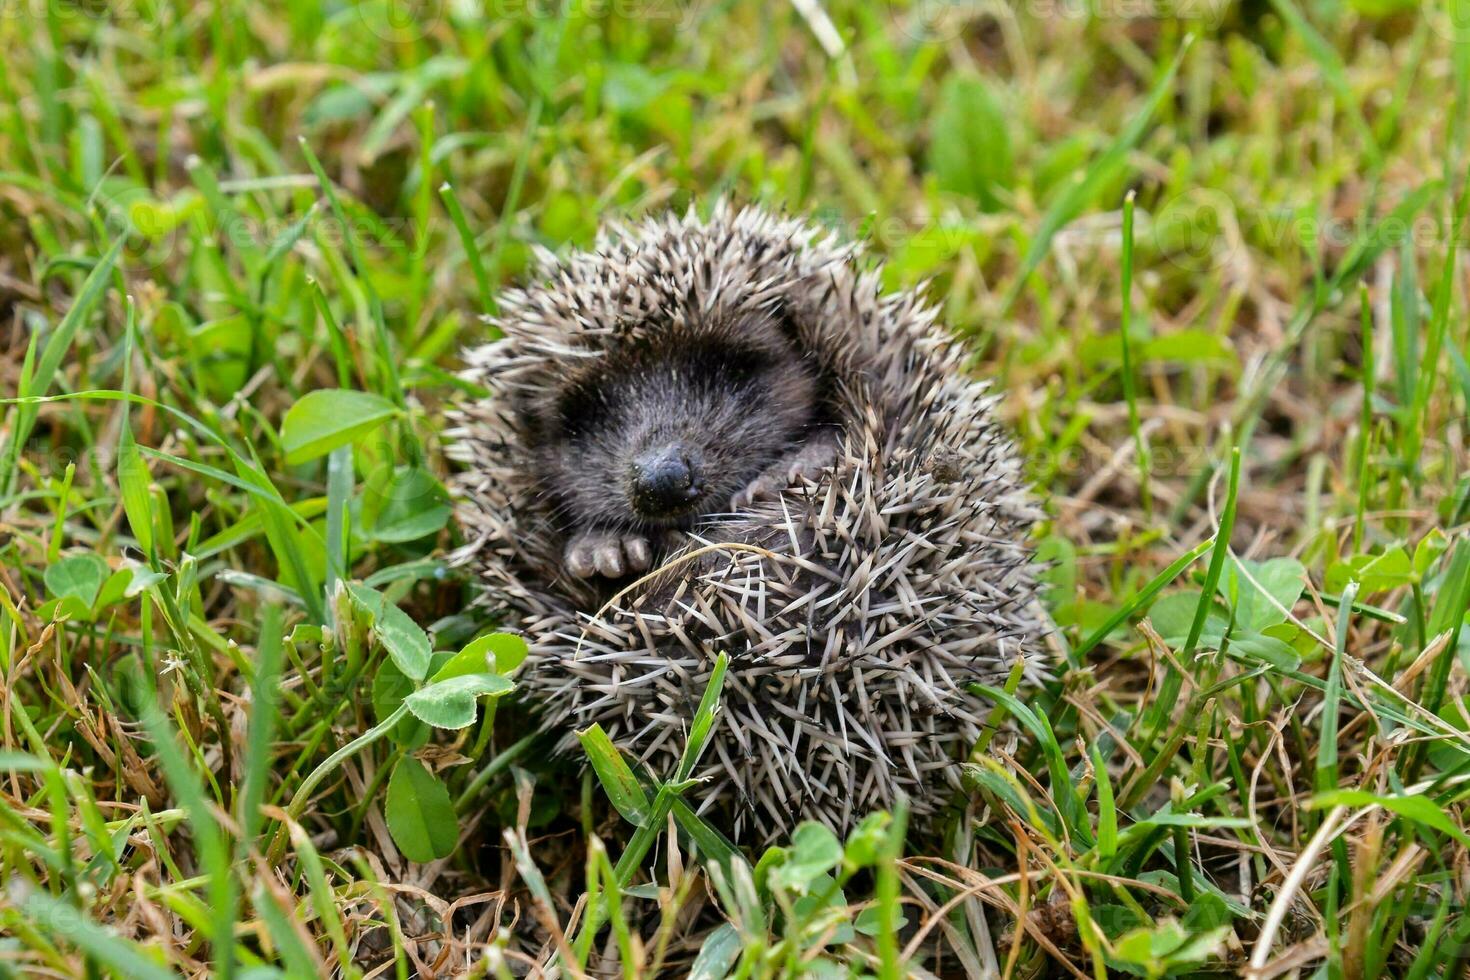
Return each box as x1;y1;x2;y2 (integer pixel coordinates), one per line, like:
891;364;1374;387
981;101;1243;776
1;0;1469;975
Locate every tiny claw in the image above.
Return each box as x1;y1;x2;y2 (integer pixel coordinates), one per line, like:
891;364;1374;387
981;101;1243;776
566;540;599;578
731;430;841;511
731;475;780;510
565;530;653;579
624;535;651;572
788;457;823;482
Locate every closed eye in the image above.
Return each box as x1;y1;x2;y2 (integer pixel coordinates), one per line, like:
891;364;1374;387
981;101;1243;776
669;334;776;393
554;333;781;436
556;378;603;439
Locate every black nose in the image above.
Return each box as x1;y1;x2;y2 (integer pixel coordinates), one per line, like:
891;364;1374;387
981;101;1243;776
631;446;702;516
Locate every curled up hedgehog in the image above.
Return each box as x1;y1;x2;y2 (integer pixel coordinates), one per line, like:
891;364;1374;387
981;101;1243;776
448;205;1049;844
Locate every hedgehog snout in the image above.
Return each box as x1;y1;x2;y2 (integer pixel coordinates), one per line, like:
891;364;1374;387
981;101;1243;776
629;443;705;519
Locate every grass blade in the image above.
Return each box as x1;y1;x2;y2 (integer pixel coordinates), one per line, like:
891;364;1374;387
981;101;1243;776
1000;38;1192;315
1316;582;1356;795
0;238;122;497
1118;190;1152;518
1145;447;1241;745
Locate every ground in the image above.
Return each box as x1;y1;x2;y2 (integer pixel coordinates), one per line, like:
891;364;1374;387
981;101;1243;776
0;0;1467;977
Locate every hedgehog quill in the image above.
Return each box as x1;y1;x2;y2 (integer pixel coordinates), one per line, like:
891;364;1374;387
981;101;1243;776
449;205;1049;843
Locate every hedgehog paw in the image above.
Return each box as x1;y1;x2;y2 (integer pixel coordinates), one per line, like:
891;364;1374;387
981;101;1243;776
731;430;841;510
730;474;783;510
785;429;841;482
565;531;652;578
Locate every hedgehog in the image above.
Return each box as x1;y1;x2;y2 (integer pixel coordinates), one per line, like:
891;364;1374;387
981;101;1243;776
447;204;1049;844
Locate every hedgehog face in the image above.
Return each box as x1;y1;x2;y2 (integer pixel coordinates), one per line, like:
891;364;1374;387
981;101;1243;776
539;322;820;532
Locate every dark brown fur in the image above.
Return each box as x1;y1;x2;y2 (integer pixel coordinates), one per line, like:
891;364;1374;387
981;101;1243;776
523;312;836;577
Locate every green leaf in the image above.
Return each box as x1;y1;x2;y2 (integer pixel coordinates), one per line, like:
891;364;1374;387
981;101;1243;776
1329;181;1439;295
1140;330;1236;365
348;584;431;681
671;798;744;879
117;421;154;559
1312;789;1470;846
45;553;111;609
770;822;843;894
1125;811;1250;830
580;723;653;826
371;659;431;748
385;757;459;863
1092;742;1118;863
676;652;729;782
1224;557;1306;631
973;684;1090;842
603;63;668;114
842;811;891;870
1076;534;1218;660
928;75;1013;211
1110;915;1230;972
434;632;528;681
1149;589;1224;643
232;457;327;625
1080;329;1236;367
1227;631;1303;671
1348;0;1417;13
963;762;1064;838
1414;529;1449;578
261;202;318;275
883;224;982;286
404;673;514;730
361;465;452;543
305;84;377;127
1326;547;1416;596
854;902;910;937
125;191;201;239
1181;892;1233;932
95;566;139;611
280;389;399;465
688;922;742;980
790;871;854;942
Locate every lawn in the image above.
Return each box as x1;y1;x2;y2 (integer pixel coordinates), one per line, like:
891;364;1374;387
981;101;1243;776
0;0;1468;976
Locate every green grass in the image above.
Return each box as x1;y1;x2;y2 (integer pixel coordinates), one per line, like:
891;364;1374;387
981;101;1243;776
1;0;1468;976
